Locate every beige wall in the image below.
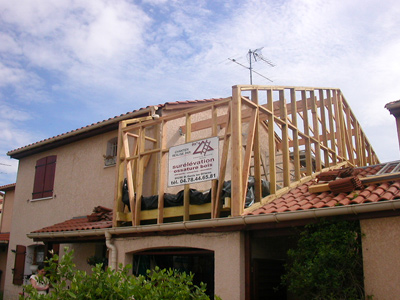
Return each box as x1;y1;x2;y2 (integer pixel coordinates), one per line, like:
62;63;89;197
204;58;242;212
361;216;400;300
0;189;14;233
1;188;14;294
114;231;245;300
4;130;118;299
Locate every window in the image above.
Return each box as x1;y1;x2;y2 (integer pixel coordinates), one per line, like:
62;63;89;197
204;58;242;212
104;137;118;166
32;155;57;200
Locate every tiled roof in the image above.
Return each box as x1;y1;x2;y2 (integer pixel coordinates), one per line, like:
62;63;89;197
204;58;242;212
246;163;400;215
32;206;112;233
0;232;10;242
0;183;16;191
7;98;226;157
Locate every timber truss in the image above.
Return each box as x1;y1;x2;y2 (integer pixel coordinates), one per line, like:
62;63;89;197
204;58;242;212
113;85;379;227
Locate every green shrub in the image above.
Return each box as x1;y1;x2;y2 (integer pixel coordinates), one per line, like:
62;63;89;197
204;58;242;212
20;248;220;300
281;219;364;300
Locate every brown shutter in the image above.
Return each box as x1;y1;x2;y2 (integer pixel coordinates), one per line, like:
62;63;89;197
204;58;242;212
32;157;47;199
42;155;57;198
32;155;57;199
13;245;26;285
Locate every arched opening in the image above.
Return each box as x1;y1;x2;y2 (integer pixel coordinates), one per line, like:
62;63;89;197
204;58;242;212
132;247;214;296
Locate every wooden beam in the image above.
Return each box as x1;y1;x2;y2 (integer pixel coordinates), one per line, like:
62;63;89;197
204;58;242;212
279;90;290;186
157;120;167;224
231;86;243;216
184;113;192;221
290;89;301;181
267;89;277;194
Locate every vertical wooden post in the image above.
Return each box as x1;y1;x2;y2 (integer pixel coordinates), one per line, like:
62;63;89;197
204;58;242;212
251;89;262;203
301;90;313;175
290;89;301;181
211;105;218;218
319;89;330;168
134;126;145;226
267;89;276;194
310;90;321;171
326;90;337;164
113;121;126;227
231;86;243;216
333;90;345;161
157;120;167;224
214;106;231;218
279;90;290;186
184;113;191;221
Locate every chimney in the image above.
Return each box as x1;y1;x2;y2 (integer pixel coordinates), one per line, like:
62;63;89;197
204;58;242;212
385;100;400;151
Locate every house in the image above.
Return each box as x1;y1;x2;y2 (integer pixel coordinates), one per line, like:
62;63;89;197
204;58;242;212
3;85;399;299
0;183;15;297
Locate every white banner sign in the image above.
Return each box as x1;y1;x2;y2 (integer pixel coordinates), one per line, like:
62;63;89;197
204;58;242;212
168;137;219;186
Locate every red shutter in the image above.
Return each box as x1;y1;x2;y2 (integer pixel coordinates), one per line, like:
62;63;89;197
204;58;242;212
32;155;57;199
13;245;26;285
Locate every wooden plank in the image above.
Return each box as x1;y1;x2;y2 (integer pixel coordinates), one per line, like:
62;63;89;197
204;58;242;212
319;90;330;167
310;91;321;171
279;90;290;186
267;89;277;194
345;104;355;164
133;127;145;226
251;90;262;203
157;120;167;224
123;130;137;225
231;86;243;216
290;88;301;181
242;107;258;201
113;122;127;227
184;113;191;221
214;105;231;218
326;90;337;163
301;90;313;175
211;105;218;218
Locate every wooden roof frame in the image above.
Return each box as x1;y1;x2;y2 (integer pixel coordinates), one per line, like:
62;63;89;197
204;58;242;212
112;85;379;227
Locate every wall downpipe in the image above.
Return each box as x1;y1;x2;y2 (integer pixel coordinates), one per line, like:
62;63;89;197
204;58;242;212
105;231;117;270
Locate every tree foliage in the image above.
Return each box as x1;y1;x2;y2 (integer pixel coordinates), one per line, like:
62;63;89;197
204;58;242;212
281;219;364;300
20;248;220;300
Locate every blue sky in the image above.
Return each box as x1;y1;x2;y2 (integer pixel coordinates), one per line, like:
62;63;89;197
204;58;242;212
1;0;400;185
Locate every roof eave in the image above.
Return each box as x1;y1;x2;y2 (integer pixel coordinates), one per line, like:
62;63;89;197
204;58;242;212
27;199;400;241
8;107;157;159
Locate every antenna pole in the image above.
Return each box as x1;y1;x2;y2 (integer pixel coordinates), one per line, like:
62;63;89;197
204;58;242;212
249;49;253;84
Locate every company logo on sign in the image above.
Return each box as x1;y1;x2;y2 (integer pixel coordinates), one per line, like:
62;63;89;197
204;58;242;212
168;137;219;187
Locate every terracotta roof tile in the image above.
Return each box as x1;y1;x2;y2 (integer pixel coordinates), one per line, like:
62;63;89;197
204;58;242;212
0;183;16;191
0;232;10;242
246;162;400;216
32;206;112;234
8;98;226;156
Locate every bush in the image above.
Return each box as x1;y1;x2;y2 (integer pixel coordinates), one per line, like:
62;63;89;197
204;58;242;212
20;248;220;300
281;219;364;300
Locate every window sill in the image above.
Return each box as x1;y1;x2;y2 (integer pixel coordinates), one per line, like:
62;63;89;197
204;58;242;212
30;196;53;202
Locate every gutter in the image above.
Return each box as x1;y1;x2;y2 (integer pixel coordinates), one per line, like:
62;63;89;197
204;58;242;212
27;199;400;240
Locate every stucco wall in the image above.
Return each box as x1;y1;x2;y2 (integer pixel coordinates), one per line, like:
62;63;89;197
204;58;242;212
114;231;245;300
4;130;118;299
361;216;400;300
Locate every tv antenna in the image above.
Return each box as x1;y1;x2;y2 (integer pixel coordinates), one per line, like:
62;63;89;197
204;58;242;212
228;47;275;84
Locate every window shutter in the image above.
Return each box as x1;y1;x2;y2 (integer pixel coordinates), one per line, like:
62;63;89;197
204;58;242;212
13;245;26;285
32;155;57;199
42;155;57;198
32;157;47;199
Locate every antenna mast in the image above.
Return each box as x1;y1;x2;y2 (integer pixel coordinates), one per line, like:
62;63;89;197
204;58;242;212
229;47;275;84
